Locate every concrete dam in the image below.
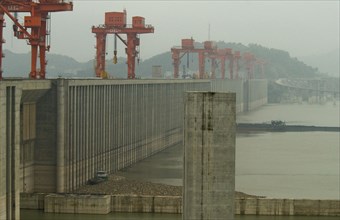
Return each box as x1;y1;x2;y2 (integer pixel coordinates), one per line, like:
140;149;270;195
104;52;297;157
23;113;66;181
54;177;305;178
0;78;267;219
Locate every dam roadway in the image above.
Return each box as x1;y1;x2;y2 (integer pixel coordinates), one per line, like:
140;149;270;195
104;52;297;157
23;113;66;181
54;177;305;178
0;78;267;220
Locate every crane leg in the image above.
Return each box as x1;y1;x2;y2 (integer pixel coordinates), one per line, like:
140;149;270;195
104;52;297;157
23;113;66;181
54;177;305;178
30;45;38;79
221;58;225;79
95;33;106;77
39;45;46;79
0;13;4;80
127;33;136;79
235;60;239;79
198;52;205;79
229;58;234;80
211;58;216;79
173;59;180;78
39;14;48;79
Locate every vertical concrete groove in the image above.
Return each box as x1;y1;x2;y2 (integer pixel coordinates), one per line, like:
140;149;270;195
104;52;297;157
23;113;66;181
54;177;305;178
56;80;66;193
0;85;6;220
6;86;13;220
200;94;205;219
3;86;21;220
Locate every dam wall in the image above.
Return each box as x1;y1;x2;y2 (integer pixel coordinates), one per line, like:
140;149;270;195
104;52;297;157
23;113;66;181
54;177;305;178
211;79;268;112
1;79;267;219
243;79;268;111
211;79;244;113
53;80;210;193
247;79;268;110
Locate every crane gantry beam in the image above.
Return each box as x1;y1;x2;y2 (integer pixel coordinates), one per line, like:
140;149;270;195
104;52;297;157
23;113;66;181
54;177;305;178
0;0;73;80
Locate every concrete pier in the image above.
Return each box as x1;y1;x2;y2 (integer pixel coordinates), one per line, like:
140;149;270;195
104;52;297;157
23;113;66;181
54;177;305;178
183;92;236;220
0;81;51;220
0;84;21;220
56;80;67;193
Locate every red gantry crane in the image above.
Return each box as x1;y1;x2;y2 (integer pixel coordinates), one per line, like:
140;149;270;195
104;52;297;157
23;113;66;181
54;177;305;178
171;38;217;79
92;10;154;79
171;38;264;80
0;0;73;80
171;39;245;80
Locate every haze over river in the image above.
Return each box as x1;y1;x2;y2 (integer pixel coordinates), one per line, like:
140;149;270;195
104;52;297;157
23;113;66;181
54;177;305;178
22;102;340;220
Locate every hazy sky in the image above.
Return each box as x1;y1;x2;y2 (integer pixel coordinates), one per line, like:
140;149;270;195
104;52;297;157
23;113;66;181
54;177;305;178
2;0;339;62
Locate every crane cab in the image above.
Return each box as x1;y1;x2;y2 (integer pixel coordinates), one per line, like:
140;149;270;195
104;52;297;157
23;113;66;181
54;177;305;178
105;10;127;27
132;16;145;28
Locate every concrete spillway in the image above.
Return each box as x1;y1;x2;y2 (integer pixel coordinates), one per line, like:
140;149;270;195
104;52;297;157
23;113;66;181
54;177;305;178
0;78;267;220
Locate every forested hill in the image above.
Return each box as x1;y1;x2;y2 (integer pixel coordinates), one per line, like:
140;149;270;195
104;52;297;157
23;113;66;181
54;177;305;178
228;42;320;79
2;42;322;79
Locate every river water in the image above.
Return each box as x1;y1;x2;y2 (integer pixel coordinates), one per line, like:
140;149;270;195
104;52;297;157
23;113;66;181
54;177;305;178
21;102;340;220
236;102;339;200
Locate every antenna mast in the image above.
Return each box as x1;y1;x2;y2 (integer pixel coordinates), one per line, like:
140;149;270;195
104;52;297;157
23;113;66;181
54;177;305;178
208;23;210;40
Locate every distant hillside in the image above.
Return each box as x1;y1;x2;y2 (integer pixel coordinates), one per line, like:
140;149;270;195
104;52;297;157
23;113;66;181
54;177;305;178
245;43;319;79
2;42;322;79
136;42;321;79
3;50;86;77
3;50;31;77
298;48;339;77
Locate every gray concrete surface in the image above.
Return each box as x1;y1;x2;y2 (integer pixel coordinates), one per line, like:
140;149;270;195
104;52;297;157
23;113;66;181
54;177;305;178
44;194;111;214
183;92;236;220
1;83;22;220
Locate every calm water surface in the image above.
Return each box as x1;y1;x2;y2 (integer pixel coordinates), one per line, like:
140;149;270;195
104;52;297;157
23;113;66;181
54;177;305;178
22;102;340;220
236;102;340;199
